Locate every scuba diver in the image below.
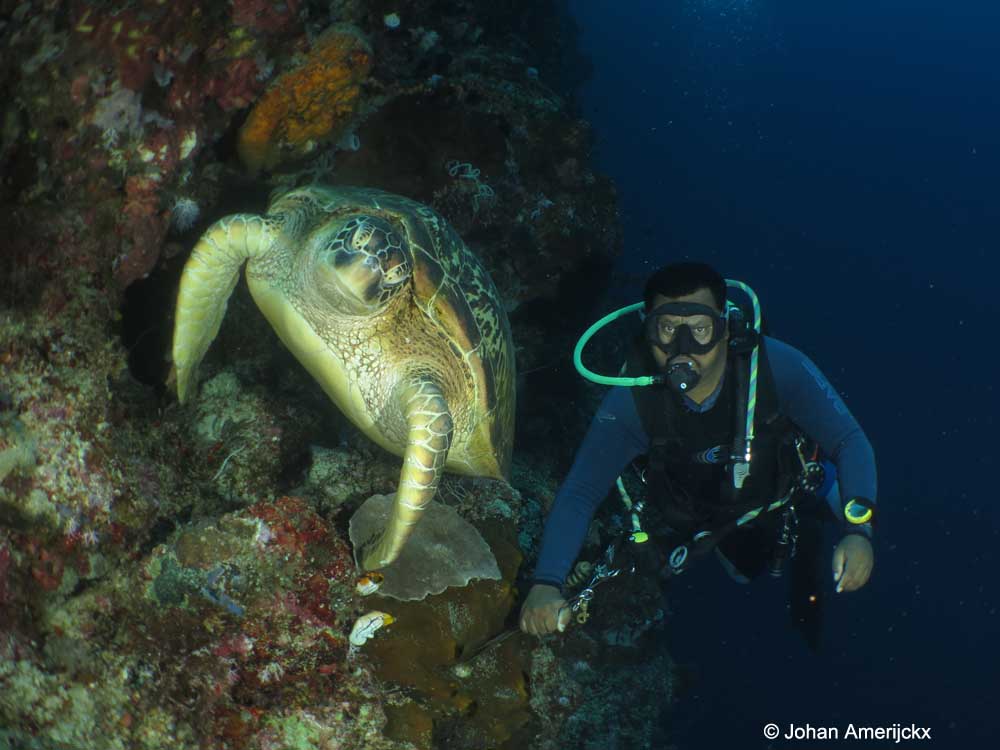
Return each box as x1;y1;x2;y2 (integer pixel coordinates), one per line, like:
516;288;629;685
519;262;876;649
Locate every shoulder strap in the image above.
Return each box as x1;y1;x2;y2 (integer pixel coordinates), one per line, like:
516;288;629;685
753;336;781;427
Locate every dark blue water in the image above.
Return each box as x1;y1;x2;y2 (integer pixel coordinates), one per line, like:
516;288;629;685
568;1;998;747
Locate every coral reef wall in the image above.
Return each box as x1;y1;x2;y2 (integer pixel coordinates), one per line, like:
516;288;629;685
0;1;676;748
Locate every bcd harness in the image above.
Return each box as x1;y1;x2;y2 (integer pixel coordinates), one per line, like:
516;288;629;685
627;333;828;579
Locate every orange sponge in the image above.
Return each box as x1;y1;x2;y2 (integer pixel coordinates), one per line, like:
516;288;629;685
237;25;372;172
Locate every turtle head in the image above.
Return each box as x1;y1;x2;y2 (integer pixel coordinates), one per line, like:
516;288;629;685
313;215;412;315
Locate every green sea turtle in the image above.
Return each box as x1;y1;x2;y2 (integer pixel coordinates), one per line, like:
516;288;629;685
170;186;515;570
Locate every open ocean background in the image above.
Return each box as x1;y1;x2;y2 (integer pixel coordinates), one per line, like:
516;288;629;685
568;1;998;747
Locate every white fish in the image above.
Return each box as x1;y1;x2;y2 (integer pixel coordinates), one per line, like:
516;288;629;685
349;611;395;647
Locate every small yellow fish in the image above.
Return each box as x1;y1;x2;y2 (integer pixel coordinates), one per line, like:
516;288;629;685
349;611;395;647
355;571;384;596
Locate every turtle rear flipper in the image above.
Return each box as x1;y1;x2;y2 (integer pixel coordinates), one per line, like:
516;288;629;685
171;215;277;402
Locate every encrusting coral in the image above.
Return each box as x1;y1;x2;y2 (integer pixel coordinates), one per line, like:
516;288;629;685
237;24;372;173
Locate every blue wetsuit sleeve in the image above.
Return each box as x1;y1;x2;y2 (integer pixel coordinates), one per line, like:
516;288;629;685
531;386;650;588
766;337;878;535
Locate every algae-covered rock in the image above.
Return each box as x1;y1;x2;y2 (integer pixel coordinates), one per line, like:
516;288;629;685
362;514;532;749
0;496;411;749
350;494;502;601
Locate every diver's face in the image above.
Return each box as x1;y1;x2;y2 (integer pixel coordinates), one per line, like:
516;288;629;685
649;288;728;386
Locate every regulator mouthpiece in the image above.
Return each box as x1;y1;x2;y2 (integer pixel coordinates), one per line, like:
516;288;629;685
666;360;701;393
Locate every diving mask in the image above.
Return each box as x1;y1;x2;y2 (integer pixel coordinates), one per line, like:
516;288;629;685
645;301;728;358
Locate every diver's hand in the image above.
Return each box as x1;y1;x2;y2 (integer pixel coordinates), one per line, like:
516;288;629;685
519;584;572;636
832;534;874;593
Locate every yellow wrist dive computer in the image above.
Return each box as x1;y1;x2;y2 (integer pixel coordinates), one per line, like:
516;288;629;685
844;497;875;525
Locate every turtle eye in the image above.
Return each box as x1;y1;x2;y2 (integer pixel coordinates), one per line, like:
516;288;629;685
319;215;411;308
344;215;394;254
349;218;378;251
382;261;409;287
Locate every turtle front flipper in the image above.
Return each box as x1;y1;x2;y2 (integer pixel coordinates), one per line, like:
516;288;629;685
359;379;454;570
171;215;278;402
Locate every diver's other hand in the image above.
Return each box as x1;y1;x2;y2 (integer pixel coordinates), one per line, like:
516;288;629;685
832;534;874;593
519;584;571;635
